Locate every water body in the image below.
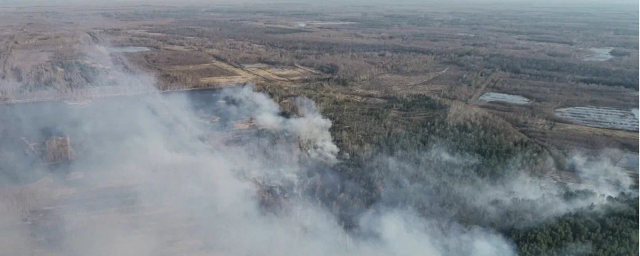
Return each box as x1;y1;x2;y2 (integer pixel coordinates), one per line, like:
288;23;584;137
555;106;639;131
456;33;476;37
297;21;355;27
107;46;151;53
617;153;639;170
477;92;531;105
582;47;614;61
0;90;234;137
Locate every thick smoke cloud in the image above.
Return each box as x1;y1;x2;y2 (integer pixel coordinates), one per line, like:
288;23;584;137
370;143;635;231
0;75;633;255
0;77;519;256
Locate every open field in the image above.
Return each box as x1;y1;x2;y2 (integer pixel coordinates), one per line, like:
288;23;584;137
0;1;634;160
0;0;634;167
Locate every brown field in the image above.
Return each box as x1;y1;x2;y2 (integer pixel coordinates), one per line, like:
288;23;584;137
0;2;634;154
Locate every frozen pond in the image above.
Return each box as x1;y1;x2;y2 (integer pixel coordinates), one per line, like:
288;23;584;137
555;106;639;131
107;46;150;53
297;21;356;27
477;92;531;105
582;47;613;61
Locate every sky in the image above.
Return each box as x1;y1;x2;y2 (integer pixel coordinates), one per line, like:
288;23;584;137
0;0;637;7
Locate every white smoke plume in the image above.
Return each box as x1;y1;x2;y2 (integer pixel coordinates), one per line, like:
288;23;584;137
0;73;633;256
567;151;635;196
372;144;636;230
0;80;518;256
219;86;339;165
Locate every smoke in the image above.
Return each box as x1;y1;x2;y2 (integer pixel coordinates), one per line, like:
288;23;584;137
219;86;339;164
567;151;635;195
0;76;634;255
0;77;520;256
369;143;636;230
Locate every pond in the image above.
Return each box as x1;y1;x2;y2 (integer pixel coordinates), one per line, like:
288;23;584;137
478;92;531;105
297;21;356;27
617;153;639;170
582;47;614;61
0;89;240;184
107;46;151;53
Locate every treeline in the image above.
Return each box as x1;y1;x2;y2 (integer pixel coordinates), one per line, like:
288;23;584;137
259;84;637;256
509;193;638;256
476;54;638;90
264;84;542;202
154;21;437;55
147;18;638;93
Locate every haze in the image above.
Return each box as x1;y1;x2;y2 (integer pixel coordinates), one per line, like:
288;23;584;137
0;1;637;256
